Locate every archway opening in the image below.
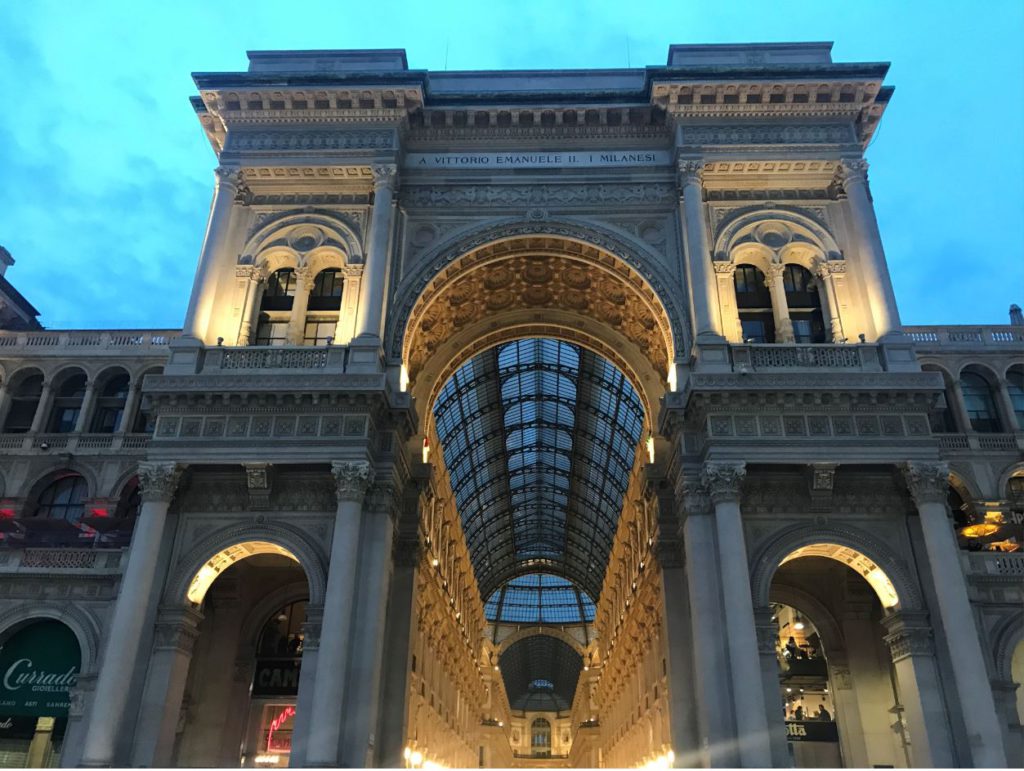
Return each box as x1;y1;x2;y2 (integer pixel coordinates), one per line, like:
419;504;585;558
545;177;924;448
174;544;311;768
406;333;656;767
0;619;82;767
769;551;908;768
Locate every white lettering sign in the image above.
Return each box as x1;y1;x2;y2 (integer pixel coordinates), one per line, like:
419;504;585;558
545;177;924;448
3;659;78;692
404;150;671;170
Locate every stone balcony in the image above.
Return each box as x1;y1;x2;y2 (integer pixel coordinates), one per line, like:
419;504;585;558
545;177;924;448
934;432;1024;455
904;325;1024;351
0;545;128;575
0;432;151;455
729;343;883;373
0;328;179;358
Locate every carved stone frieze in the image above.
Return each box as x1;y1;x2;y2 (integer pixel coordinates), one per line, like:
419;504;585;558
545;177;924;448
399;183;676;208
225;129;396;152
331;461;373;502
681;124;855;146
137;462;184;504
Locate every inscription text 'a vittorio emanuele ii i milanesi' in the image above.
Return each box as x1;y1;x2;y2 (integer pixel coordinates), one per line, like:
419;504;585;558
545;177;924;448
404;150;672;169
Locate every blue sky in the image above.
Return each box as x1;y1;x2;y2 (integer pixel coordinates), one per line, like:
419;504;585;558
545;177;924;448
0;0;1021;330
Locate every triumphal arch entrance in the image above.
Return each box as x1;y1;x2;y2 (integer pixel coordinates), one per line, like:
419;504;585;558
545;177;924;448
25;42;1016;770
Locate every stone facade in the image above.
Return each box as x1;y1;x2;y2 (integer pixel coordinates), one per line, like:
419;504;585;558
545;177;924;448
0;42;1022;769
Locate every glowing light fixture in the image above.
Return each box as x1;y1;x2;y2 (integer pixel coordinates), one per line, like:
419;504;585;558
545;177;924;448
400;364;410;392
646;434;655;464
793;614;805;631
959;523;999;538
422;437;430;464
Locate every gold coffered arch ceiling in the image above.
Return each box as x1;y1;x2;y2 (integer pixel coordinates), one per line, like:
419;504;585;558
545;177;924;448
402;236;676;400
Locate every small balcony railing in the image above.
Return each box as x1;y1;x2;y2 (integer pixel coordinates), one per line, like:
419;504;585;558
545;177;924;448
730;343;881;372
0;432;151;455
0;329;178;355
935;433;1023;453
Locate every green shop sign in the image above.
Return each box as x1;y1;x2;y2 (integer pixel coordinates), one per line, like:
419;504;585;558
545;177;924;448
0;621;80;717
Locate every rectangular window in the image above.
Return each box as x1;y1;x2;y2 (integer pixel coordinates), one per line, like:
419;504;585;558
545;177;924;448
741;318;768;344
792;319;814;343
302;319;337;346
255;320;290;346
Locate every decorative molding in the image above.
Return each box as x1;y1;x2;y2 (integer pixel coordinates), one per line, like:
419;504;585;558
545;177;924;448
399;183;676;208
371;163;398;189
137;462;183;504
225;129;395;152
331;460;373;502
243;463;272;510
681;124;856;146
153;607;204;654
881;612;935;661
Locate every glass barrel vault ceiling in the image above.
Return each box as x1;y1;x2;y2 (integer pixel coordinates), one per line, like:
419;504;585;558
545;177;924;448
432;338;645;607
484;573;597;625
498;635;583;712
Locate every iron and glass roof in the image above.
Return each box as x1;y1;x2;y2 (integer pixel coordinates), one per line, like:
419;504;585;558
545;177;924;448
484;573;596;625
498;635;582;713
433;338;644;604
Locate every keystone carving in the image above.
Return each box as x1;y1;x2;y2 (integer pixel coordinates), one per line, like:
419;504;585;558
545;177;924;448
137;462;184;503
331;460;373;502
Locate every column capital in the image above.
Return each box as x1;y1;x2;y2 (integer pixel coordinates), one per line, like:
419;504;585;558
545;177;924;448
837;158;869;186
881;611;934;661
765;261;787;283
235;264;266;282
152;606;204;654
331;460;373;502
676;159;705;188
900;461;949;507
702;461;746;504
371;164;398;191
136;462;183;503
213;165;243;193
678;478;712;516
366;479;398;518
711;260;736;276
753;608;779;657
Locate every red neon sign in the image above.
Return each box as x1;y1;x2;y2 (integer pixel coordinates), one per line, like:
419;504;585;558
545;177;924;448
266;705;296;753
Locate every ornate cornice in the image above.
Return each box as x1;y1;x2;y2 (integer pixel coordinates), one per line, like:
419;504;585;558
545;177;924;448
702;461;746;504
137;462;183;504
331;460;373;502
900;461;950;507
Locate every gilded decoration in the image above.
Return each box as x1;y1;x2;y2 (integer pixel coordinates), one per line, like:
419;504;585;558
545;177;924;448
403;240;674;382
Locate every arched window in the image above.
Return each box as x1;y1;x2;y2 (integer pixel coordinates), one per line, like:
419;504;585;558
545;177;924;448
960;372;1001;433
255;269;296;346
257;599;308;657
734;264;775;343
531;718;551;756
32;474;88;523
303;269;343;345
4;372;43;433
48;373;87;433
91;373;129;433
783;264;826;343
1007;369;1024;430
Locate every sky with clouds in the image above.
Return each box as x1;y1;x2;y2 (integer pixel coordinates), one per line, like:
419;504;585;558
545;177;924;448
0;0;1021;330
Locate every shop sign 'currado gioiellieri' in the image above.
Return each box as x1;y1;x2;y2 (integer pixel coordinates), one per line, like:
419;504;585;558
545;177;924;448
0;620;81;717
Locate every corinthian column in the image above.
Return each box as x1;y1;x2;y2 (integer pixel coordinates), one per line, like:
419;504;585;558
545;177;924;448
678;161;723;341
765;263;795;343
355;165;397;340
702;462;772;767
838;160;902;338
305;461;373;767
286;266;313;344
901;462;1008;767
183;166;244;340
80;462;183;767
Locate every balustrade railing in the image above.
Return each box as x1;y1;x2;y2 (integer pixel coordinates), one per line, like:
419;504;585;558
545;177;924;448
0;433;150;454
966;551;1024;577
936;432;1022;453
905;325;1024;347
199;344;346;372
731;343;879;371
0;329;178;354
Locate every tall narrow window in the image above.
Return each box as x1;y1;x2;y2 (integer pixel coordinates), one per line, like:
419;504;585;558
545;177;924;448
734;264;775;343
960;372;1000;433
1007;370;1024;430
4;372;43;433
531;718;551;757
91;373;129;433
303;269;343;345
49;374;87;433
783;264;826;343
255;269;296;346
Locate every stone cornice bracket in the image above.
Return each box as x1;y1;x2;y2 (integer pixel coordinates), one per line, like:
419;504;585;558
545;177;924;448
900;461;949;508
137;462;184;504
701;461;747;504
676;159;705;191
371;163;398;192
331;460;373;502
